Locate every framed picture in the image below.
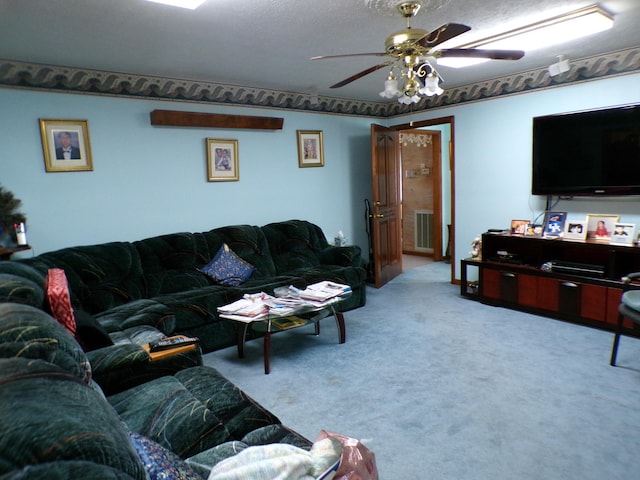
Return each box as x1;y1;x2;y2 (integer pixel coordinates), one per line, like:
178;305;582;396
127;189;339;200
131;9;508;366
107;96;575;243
564;220;587;241
611;223;636;245
39;119;93;172
586;214;620;241
297;130;324;168
510;220;530;235
206;138;239;182
542;211;566;238
524;224;542;236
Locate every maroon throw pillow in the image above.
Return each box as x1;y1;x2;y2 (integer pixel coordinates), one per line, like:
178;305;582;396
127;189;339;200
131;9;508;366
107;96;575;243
45;268;76;337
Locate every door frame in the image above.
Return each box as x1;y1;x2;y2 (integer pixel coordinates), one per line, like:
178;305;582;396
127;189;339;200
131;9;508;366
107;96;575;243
390;116;456;284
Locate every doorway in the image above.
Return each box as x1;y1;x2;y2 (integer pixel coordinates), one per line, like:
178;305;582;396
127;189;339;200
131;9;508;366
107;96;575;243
369;117;455;286
394;117;454;281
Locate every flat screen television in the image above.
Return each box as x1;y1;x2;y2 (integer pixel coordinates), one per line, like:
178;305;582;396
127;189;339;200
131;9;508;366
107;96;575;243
532;103;640;196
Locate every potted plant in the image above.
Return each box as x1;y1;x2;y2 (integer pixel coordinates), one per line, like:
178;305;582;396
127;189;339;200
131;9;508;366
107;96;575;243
0;184;26;247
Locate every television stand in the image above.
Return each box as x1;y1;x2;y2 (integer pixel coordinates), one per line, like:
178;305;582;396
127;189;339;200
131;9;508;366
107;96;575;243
461;233;640;336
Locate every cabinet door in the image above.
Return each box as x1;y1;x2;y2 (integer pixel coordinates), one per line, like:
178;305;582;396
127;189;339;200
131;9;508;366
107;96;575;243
517;274;538;308
580;283;607;322
536;277;559;311
481;268;501;300
481;268;517;303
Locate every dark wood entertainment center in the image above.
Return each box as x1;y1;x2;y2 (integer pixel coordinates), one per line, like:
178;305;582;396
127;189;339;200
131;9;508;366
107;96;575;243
461;233;640;335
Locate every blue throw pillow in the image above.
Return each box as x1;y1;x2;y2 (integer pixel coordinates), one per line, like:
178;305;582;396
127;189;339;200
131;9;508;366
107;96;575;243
128;431;201;480
200;243;255;286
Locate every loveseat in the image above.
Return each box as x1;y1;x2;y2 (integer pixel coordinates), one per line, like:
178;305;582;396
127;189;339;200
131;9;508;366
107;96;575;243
0;220;366;360
0;302;327;479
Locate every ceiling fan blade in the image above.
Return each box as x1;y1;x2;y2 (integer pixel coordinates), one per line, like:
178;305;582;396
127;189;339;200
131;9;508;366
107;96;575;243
437;48;525;60
417;23;471;48
330;62;392;88
311;52;387;60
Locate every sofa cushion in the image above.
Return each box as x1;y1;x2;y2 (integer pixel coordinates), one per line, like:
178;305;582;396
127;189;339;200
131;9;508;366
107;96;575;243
0;273;44;307
261;220;329;274
45;268;76;336
109;365;284;458
108;374;229;458
0;358;146;480
21;241;146;314
201;243;255;286
134;232;210;297
0;303;92;384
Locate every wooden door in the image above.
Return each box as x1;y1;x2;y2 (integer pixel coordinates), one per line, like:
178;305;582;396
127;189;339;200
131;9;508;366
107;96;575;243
371;124;402;288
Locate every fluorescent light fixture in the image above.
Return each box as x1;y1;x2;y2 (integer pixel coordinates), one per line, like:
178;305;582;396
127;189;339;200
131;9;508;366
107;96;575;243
146;0;206;9
438;5;614;68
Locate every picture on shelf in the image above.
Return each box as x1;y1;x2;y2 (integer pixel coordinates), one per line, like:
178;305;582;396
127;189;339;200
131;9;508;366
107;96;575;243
524;224;543;236
542;211;566;238
610;223;636;245
510;219;530;235
564;220;587;241
586;214;620;241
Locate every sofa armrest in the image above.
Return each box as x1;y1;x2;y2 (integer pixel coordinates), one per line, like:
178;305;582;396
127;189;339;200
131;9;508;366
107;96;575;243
88;343;150;376
88;342;203;395
318;245;362;267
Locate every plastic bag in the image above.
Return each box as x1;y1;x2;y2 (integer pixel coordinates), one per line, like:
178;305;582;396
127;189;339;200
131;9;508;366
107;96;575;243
315;430;378;480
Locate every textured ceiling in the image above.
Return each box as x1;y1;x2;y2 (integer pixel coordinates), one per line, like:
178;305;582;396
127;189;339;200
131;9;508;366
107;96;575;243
0;0;638;105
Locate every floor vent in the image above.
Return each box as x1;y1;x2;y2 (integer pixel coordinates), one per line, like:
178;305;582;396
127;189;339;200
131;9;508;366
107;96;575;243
415;210;434;252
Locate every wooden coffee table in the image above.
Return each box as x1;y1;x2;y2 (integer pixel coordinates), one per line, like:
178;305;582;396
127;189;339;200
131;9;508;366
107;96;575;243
220;295;348;374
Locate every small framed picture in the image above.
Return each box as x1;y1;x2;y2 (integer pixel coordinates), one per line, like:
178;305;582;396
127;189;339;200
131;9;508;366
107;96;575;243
206;138;239;182
297;130;324;168
610;223;636;245
510;220;530;235
39;119;93;172
564;220;587;241
586;214;620;241
542;212;566;238
524;224;542;236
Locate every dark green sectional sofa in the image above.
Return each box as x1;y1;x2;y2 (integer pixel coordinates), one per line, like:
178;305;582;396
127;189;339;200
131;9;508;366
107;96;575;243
0;303;312;478
0;219;366;356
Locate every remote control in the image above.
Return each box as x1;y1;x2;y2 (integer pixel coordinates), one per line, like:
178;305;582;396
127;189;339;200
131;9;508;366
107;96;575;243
149;335;199;352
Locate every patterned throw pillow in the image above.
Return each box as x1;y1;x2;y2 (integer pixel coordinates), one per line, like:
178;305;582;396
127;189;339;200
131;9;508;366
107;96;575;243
45;268;76;336
200;243;255;287
128;431;201;480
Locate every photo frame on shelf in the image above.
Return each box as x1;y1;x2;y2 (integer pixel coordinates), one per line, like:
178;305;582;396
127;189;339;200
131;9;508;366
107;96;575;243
39;119;93;172
586;214;620;241
510;219;530;235
524;224;542;236
206;138;239;182
297;130;324;168
564;220;587;241
610;223;636;245
542;212;566;238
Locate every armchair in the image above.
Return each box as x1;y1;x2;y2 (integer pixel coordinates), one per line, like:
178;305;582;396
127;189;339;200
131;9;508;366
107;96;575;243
609;272;640;366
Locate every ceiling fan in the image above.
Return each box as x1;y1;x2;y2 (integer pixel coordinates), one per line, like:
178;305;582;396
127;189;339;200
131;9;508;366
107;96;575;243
311;1;524;102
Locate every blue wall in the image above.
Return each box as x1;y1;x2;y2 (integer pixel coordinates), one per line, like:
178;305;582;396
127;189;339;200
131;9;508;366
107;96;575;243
3;72;640;279
1;88;374;258
400;72;640;277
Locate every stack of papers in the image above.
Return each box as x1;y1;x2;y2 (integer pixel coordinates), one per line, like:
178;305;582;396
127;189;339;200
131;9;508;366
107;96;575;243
217;282;352;322
298;281;351;302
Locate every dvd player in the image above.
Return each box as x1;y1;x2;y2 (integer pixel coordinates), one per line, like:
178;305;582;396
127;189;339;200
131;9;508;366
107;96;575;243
546;260;605;278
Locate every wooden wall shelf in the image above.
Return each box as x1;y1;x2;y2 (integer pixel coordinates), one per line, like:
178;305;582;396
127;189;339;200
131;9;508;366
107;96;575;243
150;109;284;130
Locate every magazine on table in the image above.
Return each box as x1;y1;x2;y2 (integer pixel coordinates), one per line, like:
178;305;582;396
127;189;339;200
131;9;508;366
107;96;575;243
217;282;351;320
